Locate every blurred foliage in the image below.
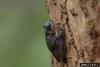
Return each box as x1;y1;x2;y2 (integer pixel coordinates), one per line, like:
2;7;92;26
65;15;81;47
0;0;51;67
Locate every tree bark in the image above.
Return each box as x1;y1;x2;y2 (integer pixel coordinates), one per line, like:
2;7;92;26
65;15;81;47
44;0;100;67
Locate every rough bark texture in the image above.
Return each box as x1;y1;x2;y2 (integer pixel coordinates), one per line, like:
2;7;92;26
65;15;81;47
44;0;100;67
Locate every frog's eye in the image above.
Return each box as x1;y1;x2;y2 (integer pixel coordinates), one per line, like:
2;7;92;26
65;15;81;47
51;32;55;36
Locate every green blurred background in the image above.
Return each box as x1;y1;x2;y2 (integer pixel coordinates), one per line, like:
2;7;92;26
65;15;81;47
0;0;51;67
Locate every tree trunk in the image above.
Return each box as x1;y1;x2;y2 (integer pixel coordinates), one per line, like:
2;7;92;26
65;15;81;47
44;0;100;67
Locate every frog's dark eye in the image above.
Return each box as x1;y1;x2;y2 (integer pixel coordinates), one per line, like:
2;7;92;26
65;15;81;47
51;32;55;36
